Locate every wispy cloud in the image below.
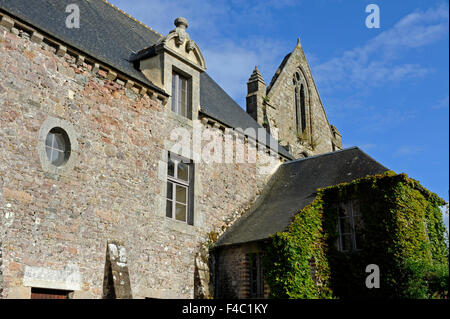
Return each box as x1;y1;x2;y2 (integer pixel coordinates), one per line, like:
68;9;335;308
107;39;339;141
394;145;424;157
432;95;449;109
313;3;449;93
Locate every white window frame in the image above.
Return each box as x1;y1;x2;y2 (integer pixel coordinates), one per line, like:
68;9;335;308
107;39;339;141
337;199;362;252
166;153;191;224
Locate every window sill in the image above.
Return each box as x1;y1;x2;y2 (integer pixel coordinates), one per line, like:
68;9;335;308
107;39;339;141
166;109;195;127
163;217;196;236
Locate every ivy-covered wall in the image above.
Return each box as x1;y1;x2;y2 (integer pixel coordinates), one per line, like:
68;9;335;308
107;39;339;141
264;171;448;299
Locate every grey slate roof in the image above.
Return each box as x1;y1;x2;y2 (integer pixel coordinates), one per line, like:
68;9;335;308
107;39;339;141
0;0;165;95
199;73;293;159
215;147;389;247
0;0;292;158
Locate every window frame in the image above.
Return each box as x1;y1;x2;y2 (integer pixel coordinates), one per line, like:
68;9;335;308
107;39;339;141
166;153;193;224
293;72;308;136
248;252;264;298
171;71;191;119
45;127;71;167
336;199;363;252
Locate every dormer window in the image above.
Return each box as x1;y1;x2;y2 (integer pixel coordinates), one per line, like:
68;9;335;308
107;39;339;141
172;71;191;119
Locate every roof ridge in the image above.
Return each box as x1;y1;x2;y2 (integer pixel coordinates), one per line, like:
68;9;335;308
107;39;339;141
283;147;359;165
101;0;163;38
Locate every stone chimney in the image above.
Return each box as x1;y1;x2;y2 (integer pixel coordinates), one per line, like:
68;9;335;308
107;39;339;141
246;66;266;127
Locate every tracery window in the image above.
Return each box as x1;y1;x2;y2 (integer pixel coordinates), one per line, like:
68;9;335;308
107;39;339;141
293;71;308;136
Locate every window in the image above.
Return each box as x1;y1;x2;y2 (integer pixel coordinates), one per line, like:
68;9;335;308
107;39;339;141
166;153;193;224
336;199;363;252
31;287;72;299
171;71;190;118
247;253;264;298
45;127;71;167
293;72;307;135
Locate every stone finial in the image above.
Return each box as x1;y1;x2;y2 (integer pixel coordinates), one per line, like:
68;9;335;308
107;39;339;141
296;37;302;47
174;17;188;29
248;66;265;84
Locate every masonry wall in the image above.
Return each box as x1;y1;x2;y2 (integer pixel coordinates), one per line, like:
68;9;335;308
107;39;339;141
214;243;270;299
0;23;279;298
265;44;339;158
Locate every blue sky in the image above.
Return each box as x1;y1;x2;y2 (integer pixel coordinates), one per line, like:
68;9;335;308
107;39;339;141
109;0;449;226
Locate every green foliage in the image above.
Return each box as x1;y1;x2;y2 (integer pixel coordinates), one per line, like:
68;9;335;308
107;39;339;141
263;196;333;298
263;171;449;299
400;258;449;298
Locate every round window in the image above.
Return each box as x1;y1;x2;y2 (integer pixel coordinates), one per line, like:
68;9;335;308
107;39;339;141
45;127;71;166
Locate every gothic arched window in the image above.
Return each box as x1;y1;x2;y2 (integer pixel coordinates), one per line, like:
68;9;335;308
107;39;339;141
293;72;308;136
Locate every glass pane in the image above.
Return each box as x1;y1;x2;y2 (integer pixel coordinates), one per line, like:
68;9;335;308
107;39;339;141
166;181;173;199
45;146;53;162
177;76;182;115
166;199;173;218
353;215;364;249
175;203;187;222
45;133;54;148
52;150;66;166
167;158;175;177
341;234;352;251
338;202;350;218
352;199;360;216
52;133;66;151
176;185;187;204
181;77;187;117
172;73;177;113
339;218;351;234
355;231;363;250
177;161;189;182
353;215;362;228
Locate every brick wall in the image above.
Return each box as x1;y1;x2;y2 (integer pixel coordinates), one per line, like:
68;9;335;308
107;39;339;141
214;242;270;299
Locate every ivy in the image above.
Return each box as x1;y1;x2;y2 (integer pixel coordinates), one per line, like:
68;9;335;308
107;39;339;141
263;171;448;299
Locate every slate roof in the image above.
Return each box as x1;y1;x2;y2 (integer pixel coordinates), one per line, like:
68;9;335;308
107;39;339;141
215;147;389;247
0;0;293;159
0;0;165;95
199;73;293;158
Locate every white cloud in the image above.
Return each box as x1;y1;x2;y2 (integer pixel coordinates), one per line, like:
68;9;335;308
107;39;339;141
432;95;449;109
313;3;449;93
394;145;424;157
203;38;290;106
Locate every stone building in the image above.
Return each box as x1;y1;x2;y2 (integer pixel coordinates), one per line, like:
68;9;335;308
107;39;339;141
212;147;388;298
0;1;445;299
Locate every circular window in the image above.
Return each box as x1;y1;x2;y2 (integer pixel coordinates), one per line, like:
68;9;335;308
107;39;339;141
45;127;71;166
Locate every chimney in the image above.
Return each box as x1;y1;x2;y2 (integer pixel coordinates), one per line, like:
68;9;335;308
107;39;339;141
246;66;266;126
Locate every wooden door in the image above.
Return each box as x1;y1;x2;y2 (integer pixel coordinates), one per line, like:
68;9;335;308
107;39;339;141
31;288;70;299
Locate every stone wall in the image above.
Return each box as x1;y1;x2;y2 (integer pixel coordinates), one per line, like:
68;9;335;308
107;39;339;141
0;240;3;298
265;41;340;158
0;20;280;299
